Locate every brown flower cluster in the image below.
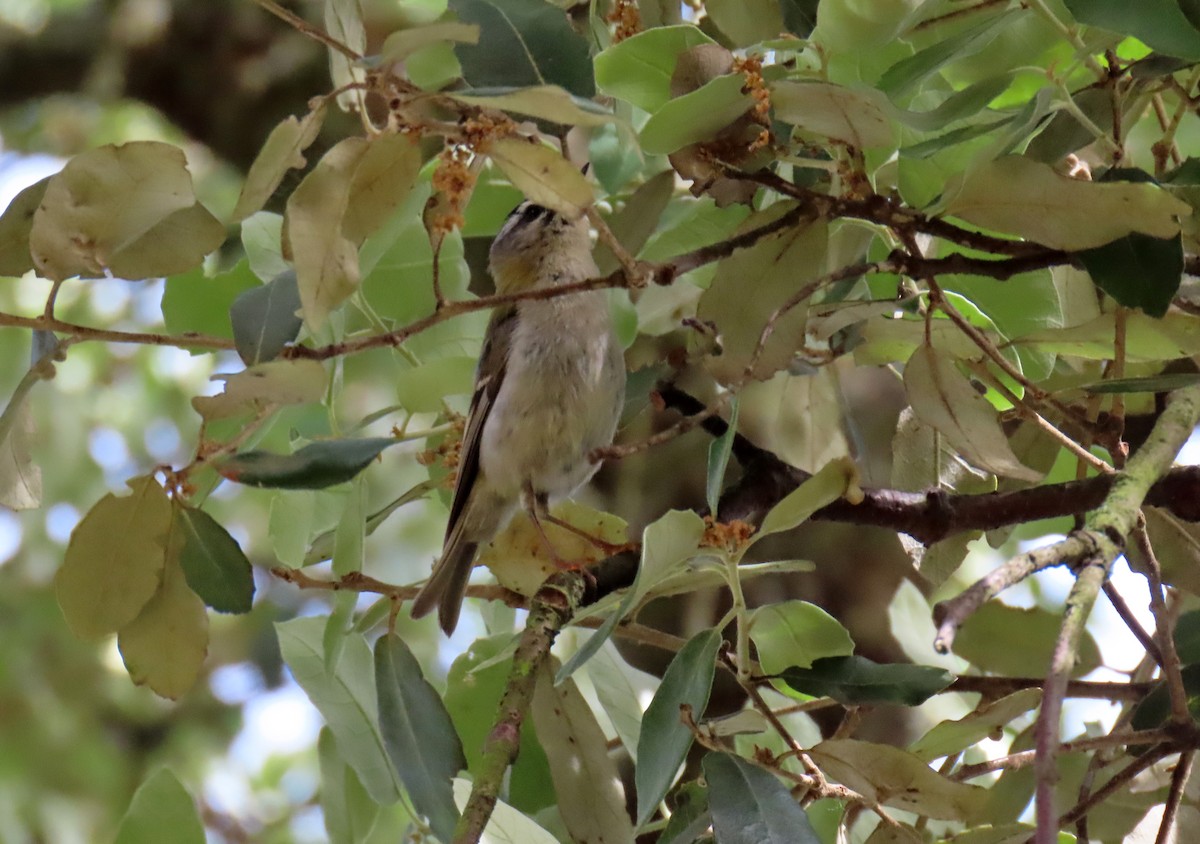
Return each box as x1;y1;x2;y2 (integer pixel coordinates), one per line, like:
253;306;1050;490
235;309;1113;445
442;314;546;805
607;0;641;43
701;515;757;552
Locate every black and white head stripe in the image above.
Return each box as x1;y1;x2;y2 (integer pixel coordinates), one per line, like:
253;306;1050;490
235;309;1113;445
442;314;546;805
495;201;555;240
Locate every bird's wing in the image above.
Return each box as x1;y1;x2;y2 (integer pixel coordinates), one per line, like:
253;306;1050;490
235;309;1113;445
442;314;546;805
444;303;518;539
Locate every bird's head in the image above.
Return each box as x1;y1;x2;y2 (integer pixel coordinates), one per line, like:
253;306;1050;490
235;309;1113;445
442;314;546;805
488;201;594;294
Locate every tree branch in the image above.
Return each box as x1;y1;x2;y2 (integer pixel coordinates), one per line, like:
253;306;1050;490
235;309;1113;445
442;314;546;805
452;570;584;844
1032;383;1200;844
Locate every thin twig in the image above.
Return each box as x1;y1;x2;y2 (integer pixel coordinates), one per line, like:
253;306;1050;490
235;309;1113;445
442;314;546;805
1058;747;1172;828
933;533;1103;653
1134;518;1192;725
0;311;236;351
587;206;646;287
953;729;1174;780
1157;751;1194;844
251;0;362;61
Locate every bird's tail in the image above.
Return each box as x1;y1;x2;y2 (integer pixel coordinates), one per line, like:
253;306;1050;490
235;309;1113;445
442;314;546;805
411;539;478;636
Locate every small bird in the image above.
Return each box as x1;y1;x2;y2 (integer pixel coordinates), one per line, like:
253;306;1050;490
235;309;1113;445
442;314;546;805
410;199;626;634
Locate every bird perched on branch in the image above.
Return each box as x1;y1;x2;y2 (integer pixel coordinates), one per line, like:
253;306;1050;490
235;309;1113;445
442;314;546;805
410;199;626;635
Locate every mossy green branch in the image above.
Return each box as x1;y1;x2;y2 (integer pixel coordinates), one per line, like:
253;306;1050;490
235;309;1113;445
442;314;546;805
452;570;585;844
1033;382;1200;844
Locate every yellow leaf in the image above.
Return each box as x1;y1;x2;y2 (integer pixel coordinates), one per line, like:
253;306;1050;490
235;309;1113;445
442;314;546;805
191;359;327;420
232;103;328;223
487;137;593;220
30;142;199;281
478;501;628;597
118;554;209;700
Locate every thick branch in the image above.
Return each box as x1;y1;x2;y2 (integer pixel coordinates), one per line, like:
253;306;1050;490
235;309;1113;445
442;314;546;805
654;386;1200;543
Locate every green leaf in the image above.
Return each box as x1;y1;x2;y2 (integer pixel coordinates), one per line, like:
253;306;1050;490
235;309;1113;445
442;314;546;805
779;0;818;36
219;437;396;489
705;0;783;47
704;753;821;844
639;73;754;155
449;0;595;97
595;25;716;111
636;627;722;827
450;85;618;128
660;781;712;844
1062;0;1200;60
231;102;328;223
749;600;854;674
878;9;1017;98
706;395;739;518
318;729;381;844
909;688;1042;762
117;555;209;700
174;505;255;613
394;356;477;413
241;211;288;282
114;769;204;844
757;456;860;540
55;475;172;639
1175;610;1200;662
531;664;636;844
0;175;50;277
953;603;1102;677
276;617;401;804
586;640;656;762
944;155;1191;251
698;207;827;384
162;259;259;342
375;634;464;842
285;134;422;329
1078;169;1184;318
594;169;676;275
809;739;987;821
780;655;953;706
1131;664;1200;733
771;81;895;149
326;0;365;110
1024;88;1115;164
380;21;480;63
445;635;555;813
556;509;705;681
229;270;304;365
1082;372;1200;393
305;480;439;565
904;344;1042;481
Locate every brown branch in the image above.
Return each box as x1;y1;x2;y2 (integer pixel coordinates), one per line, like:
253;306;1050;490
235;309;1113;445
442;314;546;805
947;675;1154;701
452;570;584;843
1058;747;1173;828
654;385;1200;545
1158;751;1194;844
0;311;237;351
953;729;1176;780
1134;519;1192;725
